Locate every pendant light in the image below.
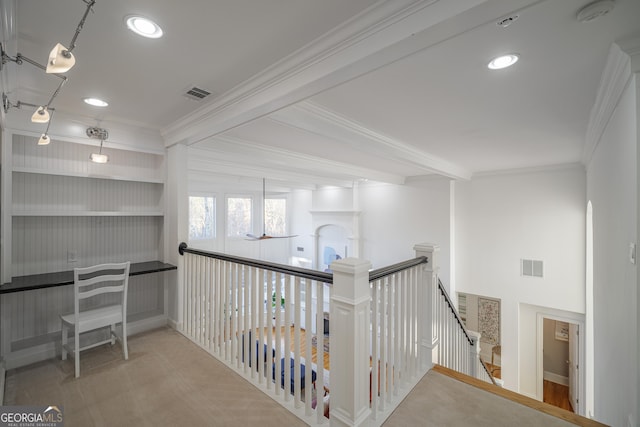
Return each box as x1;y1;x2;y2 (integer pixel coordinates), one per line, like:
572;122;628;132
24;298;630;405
87;126;109;163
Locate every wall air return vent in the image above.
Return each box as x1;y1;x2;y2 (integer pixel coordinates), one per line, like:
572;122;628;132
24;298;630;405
521;259;543;278
184;86;211;101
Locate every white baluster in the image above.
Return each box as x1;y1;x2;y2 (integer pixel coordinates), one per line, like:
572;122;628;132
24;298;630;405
284;274;292;402
371;279;379;418
294;276;302;406
316;280;325;423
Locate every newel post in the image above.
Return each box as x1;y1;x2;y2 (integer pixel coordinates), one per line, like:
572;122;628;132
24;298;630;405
414;243;440;370
468;330;481;378
330;257;372;427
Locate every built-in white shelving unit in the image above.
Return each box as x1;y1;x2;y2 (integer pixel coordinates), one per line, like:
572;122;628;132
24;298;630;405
0;132;171;370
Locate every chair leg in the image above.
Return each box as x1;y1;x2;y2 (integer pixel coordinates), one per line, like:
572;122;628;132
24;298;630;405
61;323;68;361
122;322;128;360
74;329;80;378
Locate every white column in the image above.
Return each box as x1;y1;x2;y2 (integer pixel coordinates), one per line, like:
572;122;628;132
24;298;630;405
414;243;440;370
165;143;188;330
330;257;372;427
468;330;481;379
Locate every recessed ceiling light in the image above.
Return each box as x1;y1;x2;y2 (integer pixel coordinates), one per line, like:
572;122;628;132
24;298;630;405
488;54;519;70
125;15;163;39
83;97;108;107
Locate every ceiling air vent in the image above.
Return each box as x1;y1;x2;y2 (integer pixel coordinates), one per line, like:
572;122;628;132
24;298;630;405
184;86;211;101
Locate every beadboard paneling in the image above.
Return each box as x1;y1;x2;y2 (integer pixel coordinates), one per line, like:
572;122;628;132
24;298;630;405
12;216;162;276
5;274;164;346
12;135;164;182
12;172;163;214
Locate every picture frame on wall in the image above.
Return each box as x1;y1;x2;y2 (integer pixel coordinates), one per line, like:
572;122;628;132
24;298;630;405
555;320;569;341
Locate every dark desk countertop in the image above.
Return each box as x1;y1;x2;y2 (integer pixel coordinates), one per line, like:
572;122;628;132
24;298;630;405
0;261;177;294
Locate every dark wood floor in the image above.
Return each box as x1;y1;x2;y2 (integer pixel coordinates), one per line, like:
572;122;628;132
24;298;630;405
544;380;573;412
485;363;573;413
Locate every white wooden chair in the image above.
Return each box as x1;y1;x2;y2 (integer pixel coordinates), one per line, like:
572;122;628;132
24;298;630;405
61;262;130;378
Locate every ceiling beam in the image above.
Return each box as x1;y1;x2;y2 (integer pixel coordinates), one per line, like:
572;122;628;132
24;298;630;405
161;0;487;147
190;136;406;185
270;101;472;180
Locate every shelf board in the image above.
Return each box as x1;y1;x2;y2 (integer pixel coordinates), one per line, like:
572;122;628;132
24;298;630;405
12;211;164;217
0;261;177;294
12;166;164;184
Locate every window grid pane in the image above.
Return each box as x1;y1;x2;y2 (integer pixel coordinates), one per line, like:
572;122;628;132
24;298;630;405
265;198;286;236
189;196;215;240
227;197;252;237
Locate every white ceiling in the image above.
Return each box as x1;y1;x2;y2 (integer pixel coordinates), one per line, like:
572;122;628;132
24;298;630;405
2;0;639;186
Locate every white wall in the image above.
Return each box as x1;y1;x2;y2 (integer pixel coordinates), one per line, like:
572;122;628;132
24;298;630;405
454;166;586;394
357;178;451;284
586;73;637;426
289;189;313;266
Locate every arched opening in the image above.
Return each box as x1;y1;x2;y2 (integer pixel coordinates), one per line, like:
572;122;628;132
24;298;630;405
317;224;348;272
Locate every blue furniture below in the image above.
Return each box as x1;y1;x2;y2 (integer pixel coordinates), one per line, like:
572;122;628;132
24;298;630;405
273;358;317;394
241;333;274;368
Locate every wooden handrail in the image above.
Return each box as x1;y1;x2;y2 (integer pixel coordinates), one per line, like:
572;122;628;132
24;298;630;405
178;242;333;283
368;256;427;281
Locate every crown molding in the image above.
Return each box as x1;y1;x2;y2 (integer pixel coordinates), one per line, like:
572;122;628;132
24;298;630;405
191;134;406;185
582;42;633;166
617;32;640;72
270;101;471;180
161;0;487;147
471;162;585;179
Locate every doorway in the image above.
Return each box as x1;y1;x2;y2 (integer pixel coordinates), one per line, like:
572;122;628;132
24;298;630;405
542;317;579;412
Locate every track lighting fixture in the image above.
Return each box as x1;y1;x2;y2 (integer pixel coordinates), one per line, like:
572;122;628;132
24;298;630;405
46;0;96;73
1;1;99;147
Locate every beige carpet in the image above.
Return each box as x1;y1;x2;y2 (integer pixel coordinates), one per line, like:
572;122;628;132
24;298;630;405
4;327;306;427
4;327;580;427
382;369;577;427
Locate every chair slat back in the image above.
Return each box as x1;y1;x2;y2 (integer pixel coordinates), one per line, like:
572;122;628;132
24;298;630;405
73;262;130;319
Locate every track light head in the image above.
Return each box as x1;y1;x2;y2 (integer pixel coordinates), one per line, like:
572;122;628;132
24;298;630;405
38;134;51;145
46;43;75;73
31;106;50;123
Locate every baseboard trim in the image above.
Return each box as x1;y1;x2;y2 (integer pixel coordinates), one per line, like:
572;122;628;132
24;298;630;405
544;371;569;386
3;315;167;370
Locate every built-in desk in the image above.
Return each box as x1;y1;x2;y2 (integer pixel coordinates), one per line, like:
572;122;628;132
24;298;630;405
0;261;177;372
0;261;177;294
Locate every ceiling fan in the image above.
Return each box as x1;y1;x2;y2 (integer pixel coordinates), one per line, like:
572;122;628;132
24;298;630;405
246;178;298;241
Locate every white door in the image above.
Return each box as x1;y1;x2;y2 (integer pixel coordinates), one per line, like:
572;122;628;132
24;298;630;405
568;323;579;412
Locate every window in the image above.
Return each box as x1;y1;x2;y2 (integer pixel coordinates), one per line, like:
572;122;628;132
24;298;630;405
189;196;215;240
265;198;286;236
227;197;252;237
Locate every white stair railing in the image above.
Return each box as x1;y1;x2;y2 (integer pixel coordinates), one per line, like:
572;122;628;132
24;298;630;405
368;257;428;422
433;278;495;385
177;242;494;427
178;243;331;425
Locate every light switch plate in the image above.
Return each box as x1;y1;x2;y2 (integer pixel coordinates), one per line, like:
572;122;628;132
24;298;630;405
67;250;78;263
